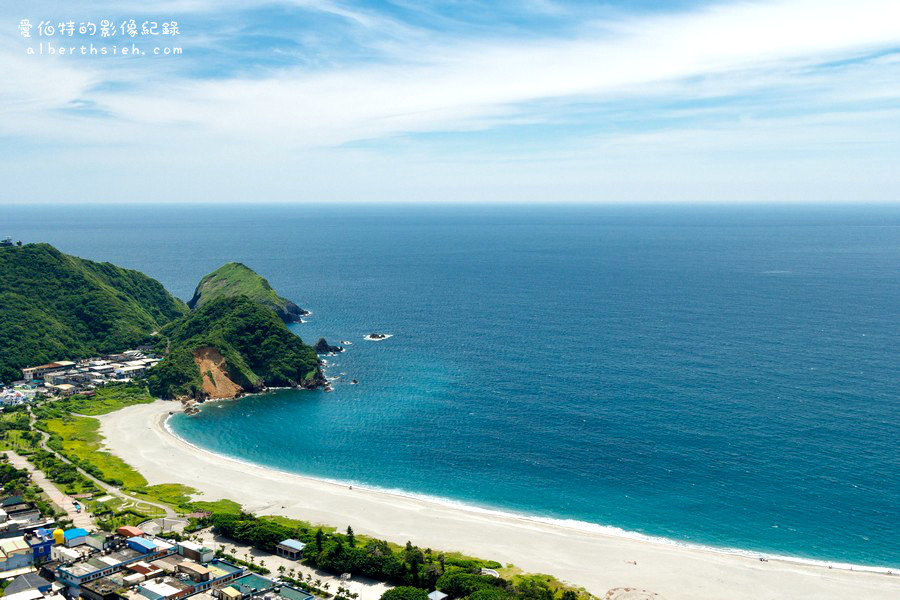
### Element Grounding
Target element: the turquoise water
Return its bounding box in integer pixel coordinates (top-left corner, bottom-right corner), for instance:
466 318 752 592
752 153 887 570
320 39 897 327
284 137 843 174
5 204 899 567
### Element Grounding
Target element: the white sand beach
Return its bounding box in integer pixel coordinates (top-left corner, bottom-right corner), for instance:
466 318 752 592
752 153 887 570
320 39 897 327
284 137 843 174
98 400 899 600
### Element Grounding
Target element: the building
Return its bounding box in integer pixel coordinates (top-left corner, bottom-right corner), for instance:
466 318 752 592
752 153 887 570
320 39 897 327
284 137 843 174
427 592 447 600
115 527 143 539
114 366 145 380
217 588 241 600
20 362 75 382
4 572 52 595
137 578 190 600
63 529 88 548
0 537 35 574
175 542 213 564
86 533 116 552
273 540 304 561
4 503 41 523
126 538 158 555
55 542 174 590
81 575 128 600
175 562 209 583
24 529 55 563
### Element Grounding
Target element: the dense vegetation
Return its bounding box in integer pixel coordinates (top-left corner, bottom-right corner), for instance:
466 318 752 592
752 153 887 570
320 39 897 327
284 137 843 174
0 243 187 382
201 511 587 600
147 296 321 399
61 382 157 415
188 262 308 323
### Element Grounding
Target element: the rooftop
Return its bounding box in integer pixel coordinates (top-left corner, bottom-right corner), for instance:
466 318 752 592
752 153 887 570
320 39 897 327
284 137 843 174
82 576 125 595
276 540 305 552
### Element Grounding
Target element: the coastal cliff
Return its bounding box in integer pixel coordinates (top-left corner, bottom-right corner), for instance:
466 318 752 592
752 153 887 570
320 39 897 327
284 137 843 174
188 262 309 323
146 296 324 400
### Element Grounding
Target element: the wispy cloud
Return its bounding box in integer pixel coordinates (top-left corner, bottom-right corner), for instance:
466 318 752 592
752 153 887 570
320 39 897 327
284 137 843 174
1 0 899 202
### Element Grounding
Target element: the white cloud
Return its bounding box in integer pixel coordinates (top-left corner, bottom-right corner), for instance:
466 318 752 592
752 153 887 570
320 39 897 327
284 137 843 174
1 0 899 203
68 0 899 148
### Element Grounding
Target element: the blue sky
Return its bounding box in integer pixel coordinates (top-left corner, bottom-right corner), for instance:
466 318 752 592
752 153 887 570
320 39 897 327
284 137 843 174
1 0 899 203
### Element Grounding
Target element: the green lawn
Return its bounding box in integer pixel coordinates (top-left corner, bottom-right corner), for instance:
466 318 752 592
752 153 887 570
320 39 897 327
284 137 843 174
43 416 148 489
65 383 157 416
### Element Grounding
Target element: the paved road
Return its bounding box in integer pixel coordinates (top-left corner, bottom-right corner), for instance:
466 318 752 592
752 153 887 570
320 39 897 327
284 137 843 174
5 450 95 530
28 409 178 519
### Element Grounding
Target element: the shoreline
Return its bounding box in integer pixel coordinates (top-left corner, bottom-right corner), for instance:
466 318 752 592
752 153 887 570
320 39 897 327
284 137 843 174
162 409 892 575
98 400 900 599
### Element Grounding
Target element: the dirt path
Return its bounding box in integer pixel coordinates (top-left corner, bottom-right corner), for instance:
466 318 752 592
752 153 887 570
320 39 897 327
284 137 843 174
194 347 242 399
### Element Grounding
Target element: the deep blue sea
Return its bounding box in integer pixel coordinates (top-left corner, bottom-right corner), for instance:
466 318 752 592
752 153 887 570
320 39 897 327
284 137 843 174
4 204 899 567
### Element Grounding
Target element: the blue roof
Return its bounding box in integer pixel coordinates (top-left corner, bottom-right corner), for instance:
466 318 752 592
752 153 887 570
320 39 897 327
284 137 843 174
63 528 88 540
127 536 157 552
278 539 305 552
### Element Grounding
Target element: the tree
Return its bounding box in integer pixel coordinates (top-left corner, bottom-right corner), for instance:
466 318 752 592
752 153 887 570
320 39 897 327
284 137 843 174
315 528 324 552
347 526 355 548
380 587 429 600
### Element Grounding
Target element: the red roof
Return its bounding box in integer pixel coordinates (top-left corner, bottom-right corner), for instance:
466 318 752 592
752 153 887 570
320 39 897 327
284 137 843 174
116 525 144 537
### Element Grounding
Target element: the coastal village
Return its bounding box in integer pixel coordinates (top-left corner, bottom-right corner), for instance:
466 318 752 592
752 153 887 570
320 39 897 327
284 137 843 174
0 501 321 600
0 351 386 600
1 351 161 407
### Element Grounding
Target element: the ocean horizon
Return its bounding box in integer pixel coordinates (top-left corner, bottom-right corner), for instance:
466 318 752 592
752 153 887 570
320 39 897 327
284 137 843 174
5 203 899 568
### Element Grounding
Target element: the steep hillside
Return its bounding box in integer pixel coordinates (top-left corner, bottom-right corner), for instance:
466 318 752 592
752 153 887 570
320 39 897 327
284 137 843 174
146 296 322 399
187 262 308 322
0 244 188 382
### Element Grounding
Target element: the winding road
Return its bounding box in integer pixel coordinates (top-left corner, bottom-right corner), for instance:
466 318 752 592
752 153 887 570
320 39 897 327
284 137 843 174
27 408 178 519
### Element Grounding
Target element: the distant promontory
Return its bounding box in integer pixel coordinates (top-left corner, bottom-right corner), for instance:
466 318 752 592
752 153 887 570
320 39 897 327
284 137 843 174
0 244 324 400
187 262 309 323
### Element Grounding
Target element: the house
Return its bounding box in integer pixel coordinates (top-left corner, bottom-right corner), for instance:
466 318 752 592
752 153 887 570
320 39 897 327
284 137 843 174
5 503 41 524
137 577 192 600
116 527 144 539
56 544 173 589
217 588 241 600
21 363 74 382
274 540 305 560
175 562 209 583
45 384 76 396
126 538 157 555
0 537 35 573
86 533 115 552
4 572 52 595
24 529 55 563
114 366 144 380
175 541 212 564
81 576 128 600
63 528 88 548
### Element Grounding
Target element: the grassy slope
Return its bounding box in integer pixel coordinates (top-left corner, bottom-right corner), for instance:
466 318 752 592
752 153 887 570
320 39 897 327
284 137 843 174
188 262 303 321
0 243 188 381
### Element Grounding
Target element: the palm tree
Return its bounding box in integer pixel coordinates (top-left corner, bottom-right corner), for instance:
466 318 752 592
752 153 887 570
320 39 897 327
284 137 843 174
315 579 322 589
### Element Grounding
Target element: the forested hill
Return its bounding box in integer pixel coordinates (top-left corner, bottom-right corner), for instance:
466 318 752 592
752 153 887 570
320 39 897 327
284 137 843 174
188 262 308 323
0 243 188 382
146 296 323 399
